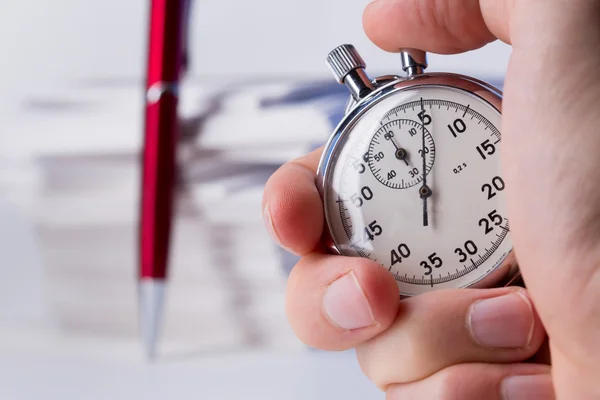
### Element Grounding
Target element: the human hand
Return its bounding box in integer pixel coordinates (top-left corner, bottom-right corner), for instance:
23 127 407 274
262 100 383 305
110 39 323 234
262 148 547 398
357 0 600 398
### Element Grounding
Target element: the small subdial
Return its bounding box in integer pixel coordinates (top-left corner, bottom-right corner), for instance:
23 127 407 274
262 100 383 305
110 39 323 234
368 119 435 189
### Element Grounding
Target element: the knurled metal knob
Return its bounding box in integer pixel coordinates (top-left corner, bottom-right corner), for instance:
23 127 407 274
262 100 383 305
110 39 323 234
326 44 367 84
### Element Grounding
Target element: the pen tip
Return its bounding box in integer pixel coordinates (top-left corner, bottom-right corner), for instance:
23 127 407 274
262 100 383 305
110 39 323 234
139 279 166 361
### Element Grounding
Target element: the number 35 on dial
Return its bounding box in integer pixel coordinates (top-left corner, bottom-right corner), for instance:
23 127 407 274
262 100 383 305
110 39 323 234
320 85 516 297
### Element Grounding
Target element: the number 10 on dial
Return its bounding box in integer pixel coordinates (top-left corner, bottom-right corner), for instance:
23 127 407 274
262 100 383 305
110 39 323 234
319 45 519 297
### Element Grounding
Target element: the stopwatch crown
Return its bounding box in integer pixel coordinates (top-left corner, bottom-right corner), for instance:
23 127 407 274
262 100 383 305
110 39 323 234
400 49 428 76
326 44 367 84
327 44 374 99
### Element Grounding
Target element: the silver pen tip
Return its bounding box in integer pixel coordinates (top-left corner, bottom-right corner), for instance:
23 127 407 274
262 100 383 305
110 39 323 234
139 279 166 361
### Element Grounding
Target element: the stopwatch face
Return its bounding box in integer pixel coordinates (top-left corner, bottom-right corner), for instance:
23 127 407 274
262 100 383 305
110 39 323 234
322 84 512 296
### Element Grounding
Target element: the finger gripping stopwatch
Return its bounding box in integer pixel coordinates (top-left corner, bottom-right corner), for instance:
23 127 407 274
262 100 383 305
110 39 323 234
318 45 520 297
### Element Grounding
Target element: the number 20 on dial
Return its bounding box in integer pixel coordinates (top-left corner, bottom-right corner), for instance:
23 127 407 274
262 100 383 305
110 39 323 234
319 45 519 296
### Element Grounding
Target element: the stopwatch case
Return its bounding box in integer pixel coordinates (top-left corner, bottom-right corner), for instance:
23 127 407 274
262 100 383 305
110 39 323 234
317 73 522 294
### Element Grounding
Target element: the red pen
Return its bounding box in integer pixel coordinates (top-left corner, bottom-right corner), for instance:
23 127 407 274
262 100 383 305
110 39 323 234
139 0 190 359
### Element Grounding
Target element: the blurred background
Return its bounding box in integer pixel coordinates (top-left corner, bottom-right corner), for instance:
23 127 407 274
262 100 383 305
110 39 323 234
0 1 510 398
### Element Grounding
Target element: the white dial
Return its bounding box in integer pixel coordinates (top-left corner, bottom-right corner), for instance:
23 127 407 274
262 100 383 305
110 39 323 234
323 85 512 296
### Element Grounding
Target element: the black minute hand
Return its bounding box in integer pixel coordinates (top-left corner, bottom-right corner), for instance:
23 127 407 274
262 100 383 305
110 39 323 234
419 98 432 227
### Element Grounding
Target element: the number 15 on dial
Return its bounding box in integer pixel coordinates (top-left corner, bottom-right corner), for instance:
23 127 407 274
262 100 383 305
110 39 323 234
319 45 519 297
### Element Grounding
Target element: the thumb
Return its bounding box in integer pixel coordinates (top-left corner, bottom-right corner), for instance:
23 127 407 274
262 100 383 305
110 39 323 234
501 1 600 397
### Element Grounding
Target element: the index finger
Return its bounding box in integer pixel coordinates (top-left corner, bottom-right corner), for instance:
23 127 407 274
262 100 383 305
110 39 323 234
363 0 511 54
262 146 325 256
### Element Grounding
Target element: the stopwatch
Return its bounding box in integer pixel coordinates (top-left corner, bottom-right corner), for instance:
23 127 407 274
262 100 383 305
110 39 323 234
318 45 520 297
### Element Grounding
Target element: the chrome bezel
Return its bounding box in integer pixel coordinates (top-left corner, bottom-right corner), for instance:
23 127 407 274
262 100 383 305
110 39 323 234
317 73 520 295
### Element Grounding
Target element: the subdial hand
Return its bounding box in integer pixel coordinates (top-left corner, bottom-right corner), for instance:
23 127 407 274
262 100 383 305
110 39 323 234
420 98 432 227
384 132 410 166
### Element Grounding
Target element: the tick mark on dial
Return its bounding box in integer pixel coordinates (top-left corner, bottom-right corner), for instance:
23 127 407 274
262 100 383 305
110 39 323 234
334 98 506 289
471 259 478 269
463 105 470 117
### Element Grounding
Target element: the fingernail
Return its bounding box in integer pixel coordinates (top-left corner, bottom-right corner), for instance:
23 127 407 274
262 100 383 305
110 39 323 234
323 272 376 330
468 292 534 348
263 204 297 255
502 375 555 400
263 203 279 242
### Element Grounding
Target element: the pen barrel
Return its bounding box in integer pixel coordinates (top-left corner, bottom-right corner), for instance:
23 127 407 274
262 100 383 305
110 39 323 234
146 0 184 87
140 0 184 279
140 95 178 279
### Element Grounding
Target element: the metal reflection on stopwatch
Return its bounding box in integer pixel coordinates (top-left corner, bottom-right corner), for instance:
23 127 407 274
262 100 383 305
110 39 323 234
325 88 512 297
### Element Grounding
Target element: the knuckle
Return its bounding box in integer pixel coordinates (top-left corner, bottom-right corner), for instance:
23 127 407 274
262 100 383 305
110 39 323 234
355 329 436 389
433 364 499 400
356 343 388 390
386 365 496 400
433 366 469 400
353 293 478 387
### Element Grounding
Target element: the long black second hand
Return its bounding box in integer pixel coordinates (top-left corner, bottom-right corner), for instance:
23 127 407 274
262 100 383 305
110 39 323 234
420 98 429 227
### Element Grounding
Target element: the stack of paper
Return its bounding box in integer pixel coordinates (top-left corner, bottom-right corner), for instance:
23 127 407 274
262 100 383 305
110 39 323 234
181 79 348 224
0 78 350 358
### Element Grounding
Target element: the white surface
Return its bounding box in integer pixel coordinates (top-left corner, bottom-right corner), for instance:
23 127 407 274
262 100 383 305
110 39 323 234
0 349 381 400
0 200 51 329
0 0 510 106
201 107 330 149
0 82 326 161
0 190 380 399
0 78 361 396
